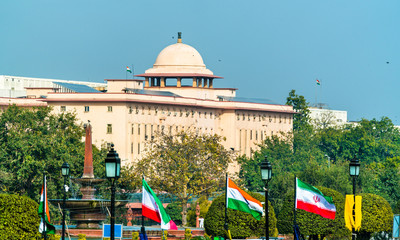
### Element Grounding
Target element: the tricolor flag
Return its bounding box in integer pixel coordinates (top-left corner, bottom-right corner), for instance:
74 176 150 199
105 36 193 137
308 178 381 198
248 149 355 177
295 178 336 219
316 79 321 85
126 66 132 73
226 177 263 220
38 175 55 234
142 178 177 230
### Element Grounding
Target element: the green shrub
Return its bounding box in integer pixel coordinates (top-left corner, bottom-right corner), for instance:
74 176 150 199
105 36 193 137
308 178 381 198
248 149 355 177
165 202 182 225
277 187 350 239
204 192 277 239
78 233 86 240
162 230 168 240
132 231 139 240
0 193 41 239
357 193 393 240
184 228 192 240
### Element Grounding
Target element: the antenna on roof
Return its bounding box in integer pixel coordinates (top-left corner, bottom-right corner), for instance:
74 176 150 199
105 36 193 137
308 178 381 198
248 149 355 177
177 32 182 43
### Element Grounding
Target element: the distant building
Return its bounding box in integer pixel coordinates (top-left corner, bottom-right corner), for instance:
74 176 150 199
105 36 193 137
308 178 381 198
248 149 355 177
309 104 348 128
2 33 295 172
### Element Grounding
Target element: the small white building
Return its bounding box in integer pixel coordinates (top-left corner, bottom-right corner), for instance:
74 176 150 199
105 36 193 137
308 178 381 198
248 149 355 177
309 105 348 128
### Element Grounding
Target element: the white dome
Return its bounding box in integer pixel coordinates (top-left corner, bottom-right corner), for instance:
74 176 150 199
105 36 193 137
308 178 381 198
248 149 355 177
145 42 213 75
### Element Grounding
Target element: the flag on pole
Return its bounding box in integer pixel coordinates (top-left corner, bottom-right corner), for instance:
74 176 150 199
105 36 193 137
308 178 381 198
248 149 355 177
38 175 55 234
126 66 132 73
142 179 177 230
226 177 263 220
344 195 362 231
295 178 336 219
316 79 321 85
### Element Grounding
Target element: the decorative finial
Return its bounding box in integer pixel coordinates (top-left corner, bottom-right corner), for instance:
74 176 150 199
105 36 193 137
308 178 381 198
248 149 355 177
177 32 182 43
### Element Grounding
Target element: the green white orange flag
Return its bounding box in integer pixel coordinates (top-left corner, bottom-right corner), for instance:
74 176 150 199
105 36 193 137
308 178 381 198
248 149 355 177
142 178 177 230
316 79 321 85
226 177 263 220
38 175 55 234
295 178 336 219
126 66 132 73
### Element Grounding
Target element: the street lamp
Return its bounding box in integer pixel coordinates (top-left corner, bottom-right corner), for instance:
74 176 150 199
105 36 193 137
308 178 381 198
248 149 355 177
349 159 360 240
260 156 272 240
61 162 70 240
105 144 121 240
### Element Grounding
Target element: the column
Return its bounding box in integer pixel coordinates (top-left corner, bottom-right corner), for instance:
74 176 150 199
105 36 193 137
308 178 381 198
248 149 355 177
192 77 197 87
157 78 161 86
202 78 206 87
209 79 213 88
145 77 149 87
161 77 165 87
151 78 155 87
177 77 182 87
198 78 202 88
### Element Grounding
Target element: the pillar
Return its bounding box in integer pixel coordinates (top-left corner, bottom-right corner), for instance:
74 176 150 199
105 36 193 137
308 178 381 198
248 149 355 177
209 79 213 88
198 78 202 88
145 77 149 87
161 77 165 87
177 77 182 87
151 78 155 87
157 78 161 86
192 77 197 87
203 78 206 88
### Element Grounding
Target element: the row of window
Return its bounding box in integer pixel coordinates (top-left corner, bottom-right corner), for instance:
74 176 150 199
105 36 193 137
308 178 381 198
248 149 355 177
237 112 291 124
61 106 113 112
129 105 219 119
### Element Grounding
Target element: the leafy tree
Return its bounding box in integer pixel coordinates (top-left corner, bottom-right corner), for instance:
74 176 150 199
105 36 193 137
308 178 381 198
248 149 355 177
357 193 393 240
133 130 233 226
277 187 349 239
0 105 107 200
165 202 183 226
205 193 277 239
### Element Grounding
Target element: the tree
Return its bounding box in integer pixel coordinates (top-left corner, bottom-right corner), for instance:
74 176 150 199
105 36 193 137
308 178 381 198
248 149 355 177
286 89 311 132
357 193 393 240
277 187 349 239
205 192 277 239
134 130 233 226
0 105 107 200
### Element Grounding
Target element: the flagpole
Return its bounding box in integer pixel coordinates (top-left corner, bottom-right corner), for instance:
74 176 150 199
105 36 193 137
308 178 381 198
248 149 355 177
141 174 146 239
293 175 296 240
224 173 228 240
132 65 134 79
43 173 47 240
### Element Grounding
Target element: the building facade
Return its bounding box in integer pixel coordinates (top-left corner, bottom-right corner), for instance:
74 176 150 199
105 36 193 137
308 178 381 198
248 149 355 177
39 34 295 172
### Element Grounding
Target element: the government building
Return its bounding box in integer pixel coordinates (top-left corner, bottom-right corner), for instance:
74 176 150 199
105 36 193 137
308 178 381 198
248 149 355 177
2 33 295 172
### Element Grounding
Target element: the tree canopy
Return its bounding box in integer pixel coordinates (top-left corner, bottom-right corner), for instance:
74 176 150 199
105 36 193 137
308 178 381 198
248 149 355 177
125 130 233 226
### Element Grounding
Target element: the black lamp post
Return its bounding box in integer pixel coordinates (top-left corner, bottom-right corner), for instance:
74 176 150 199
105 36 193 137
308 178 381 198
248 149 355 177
349 159 360 240
260 156 272 240
105 144 121 240
61 162 70 240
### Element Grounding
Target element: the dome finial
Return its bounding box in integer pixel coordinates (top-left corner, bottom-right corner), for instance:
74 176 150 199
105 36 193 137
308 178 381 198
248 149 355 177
177 32 182 43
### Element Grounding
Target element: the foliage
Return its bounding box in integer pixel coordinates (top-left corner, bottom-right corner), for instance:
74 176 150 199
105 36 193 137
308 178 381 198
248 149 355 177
184 228 192 240
78 233 86 240
132 231 139 240
205 192 277 239
0 105 107 200
357 193 393 240
131 130 233 226
286 89 311 132
277 187 350 239
187 196 211 227
165 202 183 226
0 193 41 239
162 230 168 240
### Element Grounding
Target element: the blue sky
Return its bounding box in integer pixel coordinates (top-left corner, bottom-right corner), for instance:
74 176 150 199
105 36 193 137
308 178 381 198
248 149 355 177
1 0 399 124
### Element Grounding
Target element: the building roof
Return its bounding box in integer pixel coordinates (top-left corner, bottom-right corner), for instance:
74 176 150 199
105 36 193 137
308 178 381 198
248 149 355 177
217 96 280 105
124 88 181 97
54 82 100 93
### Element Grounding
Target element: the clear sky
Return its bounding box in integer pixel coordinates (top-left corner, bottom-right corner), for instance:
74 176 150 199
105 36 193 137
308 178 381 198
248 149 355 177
1 0 399 124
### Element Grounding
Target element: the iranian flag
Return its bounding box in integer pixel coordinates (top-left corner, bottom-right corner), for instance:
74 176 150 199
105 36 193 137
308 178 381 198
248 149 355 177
126 66 132 73
142 179 177 230
227 177 263 220
295 178 336 219
38 175 55 234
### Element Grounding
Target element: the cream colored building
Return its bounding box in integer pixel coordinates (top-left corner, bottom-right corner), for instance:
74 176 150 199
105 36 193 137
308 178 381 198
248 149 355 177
43 34 294 171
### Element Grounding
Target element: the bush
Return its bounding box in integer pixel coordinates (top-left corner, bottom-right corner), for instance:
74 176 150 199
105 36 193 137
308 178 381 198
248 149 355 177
204 192 277 239
277 187 350 239
165 202 183 226
184 228 192 240
0 193 41 239
357 193 393 240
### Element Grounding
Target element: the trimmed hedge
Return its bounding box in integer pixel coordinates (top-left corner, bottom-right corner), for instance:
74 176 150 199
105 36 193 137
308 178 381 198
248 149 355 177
277 187 350 239
0 193 41 239
204 192 277 239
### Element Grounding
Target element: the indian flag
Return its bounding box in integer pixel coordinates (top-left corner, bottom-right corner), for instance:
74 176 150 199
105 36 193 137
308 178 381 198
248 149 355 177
126 66 132 73
38 175 55 234
142 179 177 230
295 178 336 219
316 79 321 85
227 177 263 220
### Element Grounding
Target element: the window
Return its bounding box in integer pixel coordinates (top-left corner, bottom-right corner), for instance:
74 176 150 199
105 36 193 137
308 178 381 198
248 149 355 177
129 106 133 114
138 124 141 135
60 106 66 112
107 124 112 134
131 143 134 154
84 106 90 112
138 143 141 154
107 106 113 112
131 124 134 135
